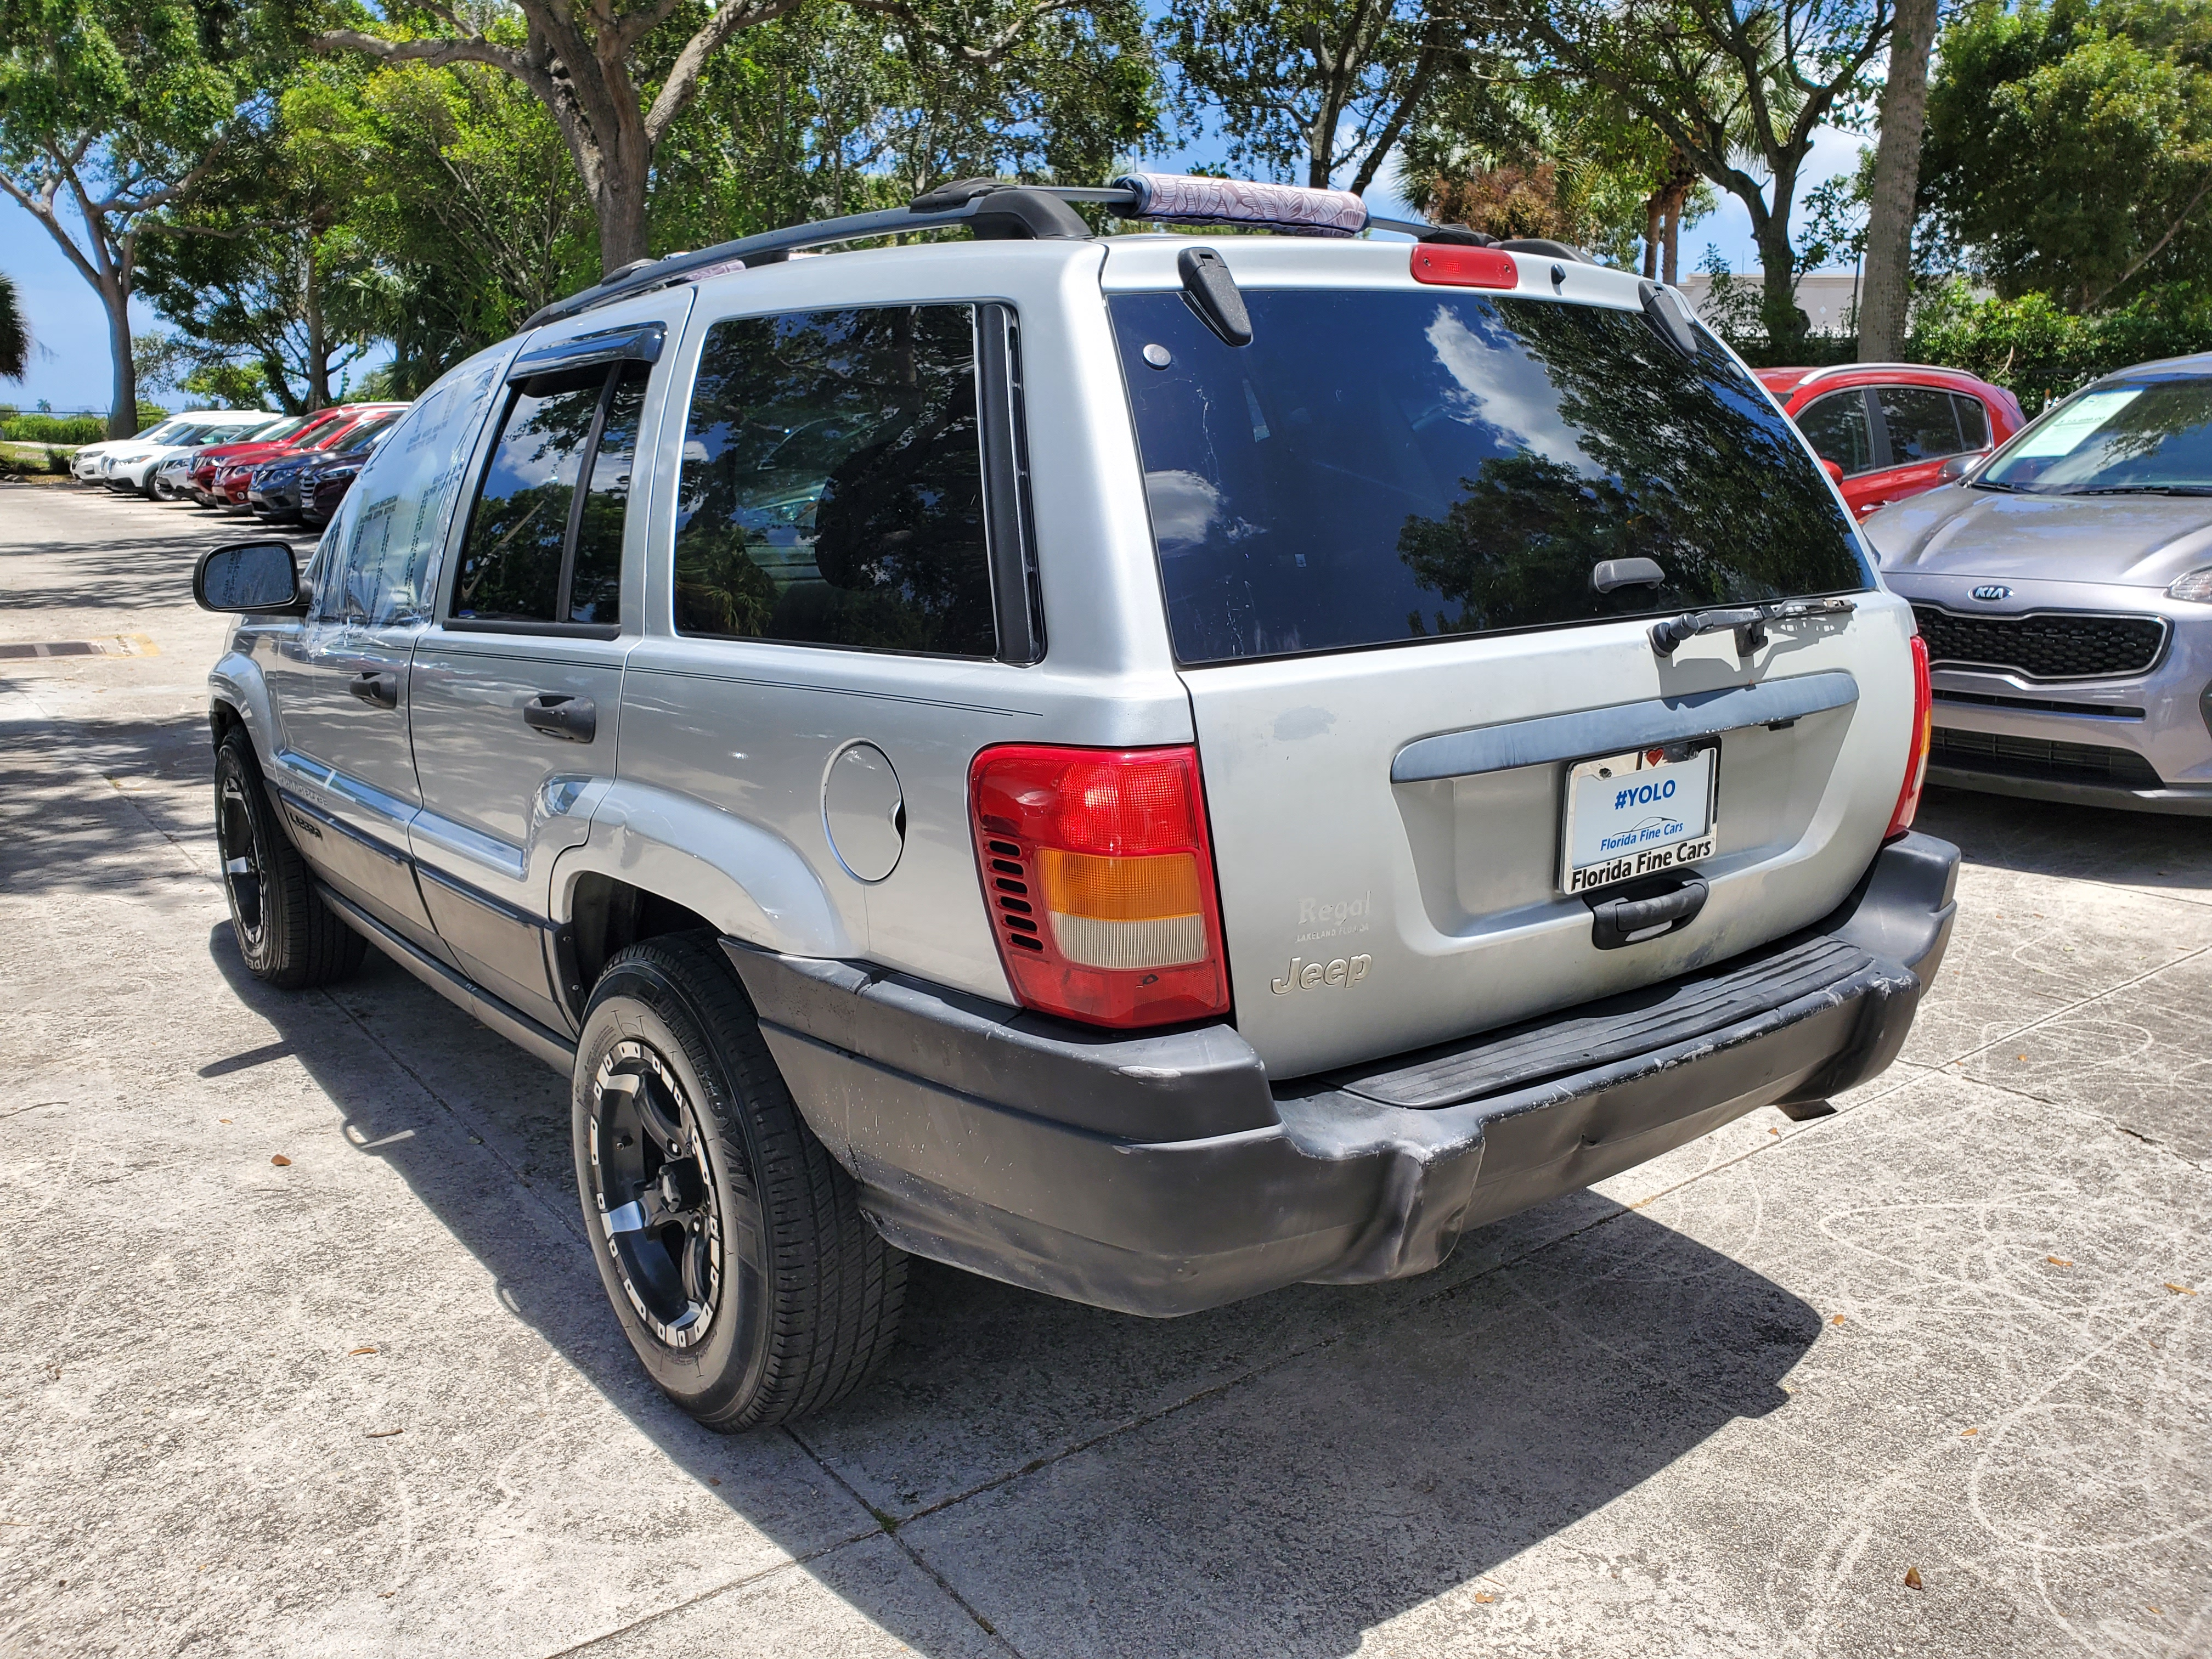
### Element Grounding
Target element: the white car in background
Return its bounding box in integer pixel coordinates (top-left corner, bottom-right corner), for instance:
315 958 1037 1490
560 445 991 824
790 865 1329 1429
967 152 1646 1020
100 410 279 497
70 417 201 483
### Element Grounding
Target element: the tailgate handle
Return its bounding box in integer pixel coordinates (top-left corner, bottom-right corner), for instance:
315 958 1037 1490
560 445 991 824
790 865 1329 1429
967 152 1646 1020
1588 877 1708 951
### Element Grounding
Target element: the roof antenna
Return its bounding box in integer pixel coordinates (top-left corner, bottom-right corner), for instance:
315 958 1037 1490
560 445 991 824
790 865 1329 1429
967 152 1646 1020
1178 248 1251 347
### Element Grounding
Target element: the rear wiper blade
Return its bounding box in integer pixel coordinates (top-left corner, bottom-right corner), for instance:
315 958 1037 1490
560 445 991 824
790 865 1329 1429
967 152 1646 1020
1650 595 1858 660
2064 484 2212 496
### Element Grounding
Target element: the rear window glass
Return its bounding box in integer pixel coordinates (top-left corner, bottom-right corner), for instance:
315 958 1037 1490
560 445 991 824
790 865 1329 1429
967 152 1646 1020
1111 289 1868 665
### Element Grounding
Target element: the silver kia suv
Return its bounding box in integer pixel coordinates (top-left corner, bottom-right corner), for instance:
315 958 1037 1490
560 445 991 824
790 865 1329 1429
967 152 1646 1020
193 175 1960 1430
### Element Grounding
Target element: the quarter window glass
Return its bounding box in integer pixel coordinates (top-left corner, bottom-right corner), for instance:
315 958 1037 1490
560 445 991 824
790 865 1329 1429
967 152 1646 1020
1953 394 1990 450
453 376 602 622
1878 386 1964 464
672 304 995 657
569 365 647 625
1797 391 1876 475
329 355 504 627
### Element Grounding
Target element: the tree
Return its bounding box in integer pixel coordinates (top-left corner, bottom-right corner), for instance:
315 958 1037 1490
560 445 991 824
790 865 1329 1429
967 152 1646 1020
0 0 248 435
1505 0 1896 349
1158 0 1466 191
137 83 383 413
1400 71 1713 269
317 0 1102 278
1921 0 2212 313
1858 0 1934 357
0 268 26 380
290 59 598 392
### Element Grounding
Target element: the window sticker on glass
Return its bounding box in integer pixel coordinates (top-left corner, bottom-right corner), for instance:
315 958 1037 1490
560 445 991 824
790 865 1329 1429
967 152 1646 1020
2013 389 2142 458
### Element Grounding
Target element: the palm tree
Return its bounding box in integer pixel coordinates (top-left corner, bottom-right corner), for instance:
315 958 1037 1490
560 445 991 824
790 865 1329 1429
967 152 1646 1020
0 271 27 383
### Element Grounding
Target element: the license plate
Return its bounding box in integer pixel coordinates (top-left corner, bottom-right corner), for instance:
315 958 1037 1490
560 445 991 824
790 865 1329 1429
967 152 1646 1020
1560 742 1719 895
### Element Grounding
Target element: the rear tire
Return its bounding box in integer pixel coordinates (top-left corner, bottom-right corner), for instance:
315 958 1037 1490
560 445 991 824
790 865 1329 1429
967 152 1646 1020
572 933 906 1431
213 727 365 989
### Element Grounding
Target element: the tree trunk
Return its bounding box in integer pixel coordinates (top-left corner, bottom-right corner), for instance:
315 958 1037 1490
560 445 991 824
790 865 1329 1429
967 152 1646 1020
1663 191 1683 285
1860 0 1938 360
101 278 137 439
1644 193 1662 279
304 247 331 409
594 150 652 273
1752 194 1807 351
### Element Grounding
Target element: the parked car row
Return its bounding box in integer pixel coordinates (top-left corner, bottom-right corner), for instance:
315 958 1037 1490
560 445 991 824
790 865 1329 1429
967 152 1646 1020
75 400 409 529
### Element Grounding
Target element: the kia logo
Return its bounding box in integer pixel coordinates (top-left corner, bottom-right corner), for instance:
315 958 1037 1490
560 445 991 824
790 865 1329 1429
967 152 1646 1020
1971 584 2012 602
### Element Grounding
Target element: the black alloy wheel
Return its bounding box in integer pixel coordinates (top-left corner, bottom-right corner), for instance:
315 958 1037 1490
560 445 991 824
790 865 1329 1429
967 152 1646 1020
585 1036 738 1352
211 727 365 989
216 764 268 955
573 934 906 1430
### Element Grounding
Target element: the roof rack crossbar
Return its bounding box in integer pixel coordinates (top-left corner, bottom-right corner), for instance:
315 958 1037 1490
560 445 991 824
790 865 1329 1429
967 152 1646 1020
522 181 1484 331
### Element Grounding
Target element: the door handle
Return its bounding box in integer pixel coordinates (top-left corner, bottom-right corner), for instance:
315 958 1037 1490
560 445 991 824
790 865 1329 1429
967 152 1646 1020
523 693 597 743
348 670 399 709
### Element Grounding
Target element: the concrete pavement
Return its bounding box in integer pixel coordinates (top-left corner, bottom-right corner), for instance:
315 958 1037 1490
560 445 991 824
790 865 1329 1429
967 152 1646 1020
1 480 2205 1657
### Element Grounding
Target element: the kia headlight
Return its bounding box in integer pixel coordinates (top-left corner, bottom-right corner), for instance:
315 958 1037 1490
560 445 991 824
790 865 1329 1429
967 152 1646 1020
2169 567 2212 603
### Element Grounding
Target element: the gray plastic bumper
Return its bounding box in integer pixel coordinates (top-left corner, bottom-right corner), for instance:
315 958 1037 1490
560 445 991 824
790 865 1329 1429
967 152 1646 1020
723 832 1960 1317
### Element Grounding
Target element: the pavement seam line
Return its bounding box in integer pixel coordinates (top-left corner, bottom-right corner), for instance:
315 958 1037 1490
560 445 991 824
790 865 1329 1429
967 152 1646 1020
530 1523 893 1659
781 1425 1033 1658
1620 941 2212 1211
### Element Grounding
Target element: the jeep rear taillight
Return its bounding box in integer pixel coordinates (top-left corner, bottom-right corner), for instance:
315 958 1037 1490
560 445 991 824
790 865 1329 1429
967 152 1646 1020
968 744 1231 1029
1887 634 1933 839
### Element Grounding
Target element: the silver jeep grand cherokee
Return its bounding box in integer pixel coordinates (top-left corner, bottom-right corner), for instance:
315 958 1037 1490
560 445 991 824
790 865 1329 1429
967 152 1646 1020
194 175 1959 1431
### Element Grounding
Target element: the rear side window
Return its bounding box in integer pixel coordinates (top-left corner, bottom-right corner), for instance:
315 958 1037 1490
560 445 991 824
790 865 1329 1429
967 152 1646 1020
671 305 994 657
1877 385 1966 463
451 362 647 628
1798 390 1876 475
1113 289 1866 665
1953 393 1990 450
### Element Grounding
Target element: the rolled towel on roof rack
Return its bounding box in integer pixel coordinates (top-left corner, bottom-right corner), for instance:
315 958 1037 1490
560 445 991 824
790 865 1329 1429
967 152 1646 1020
1112 172 1368 238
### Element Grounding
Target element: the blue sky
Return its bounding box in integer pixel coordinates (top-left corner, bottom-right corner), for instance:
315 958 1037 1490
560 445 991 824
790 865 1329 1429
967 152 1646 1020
1 112 1869 415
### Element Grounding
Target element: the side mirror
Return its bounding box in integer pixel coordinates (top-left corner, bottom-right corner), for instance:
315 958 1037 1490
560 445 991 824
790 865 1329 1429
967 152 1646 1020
1821 459 1846 486
194 540 304 614
1936 451 1984 483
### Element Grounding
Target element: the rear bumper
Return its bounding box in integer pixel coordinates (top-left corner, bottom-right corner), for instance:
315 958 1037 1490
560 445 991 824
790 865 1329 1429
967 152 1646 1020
725 833 1959 1317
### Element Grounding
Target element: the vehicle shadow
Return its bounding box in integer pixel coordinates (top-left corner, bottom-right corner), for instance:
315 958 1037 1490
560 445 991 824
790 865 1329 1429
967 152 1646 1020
205 923 1820 1656
1919 782 2212 891
2 490 265 613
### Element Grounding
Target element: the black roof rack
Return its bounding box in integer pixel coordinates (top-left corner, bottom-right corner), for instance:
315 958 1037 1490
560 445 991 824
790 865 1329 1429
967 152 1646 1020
521 178 1471 330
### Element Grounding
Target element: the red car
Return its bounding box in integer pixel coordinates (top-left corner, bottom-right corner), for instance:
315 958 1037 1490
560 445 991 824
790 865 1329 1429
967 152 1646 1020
213 403 407 510
185 409 348 505
190 404 405 508
1759 364 2024 521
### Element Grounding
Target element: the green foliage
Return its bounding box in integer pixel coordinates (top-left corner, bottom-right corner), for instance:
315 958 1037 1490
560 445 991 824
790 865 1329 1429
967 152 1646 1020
1922 0 2212 312
0 0 262 431
284 55 595 394
1400 72 1712 265
1502 0 1895 347
1157 0 1453 190
1908 280 2212 409
2 411 105 442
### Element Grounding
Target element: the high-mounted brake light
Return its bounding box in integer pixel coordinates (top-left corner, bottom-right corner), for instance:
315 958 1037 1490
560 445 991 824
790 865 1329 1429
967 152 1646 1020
1410 244 1519 290
969 745 1231 1029
1887 635 1933 839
